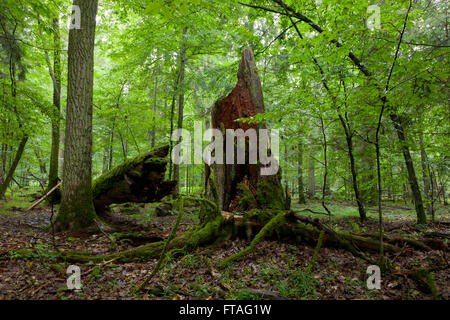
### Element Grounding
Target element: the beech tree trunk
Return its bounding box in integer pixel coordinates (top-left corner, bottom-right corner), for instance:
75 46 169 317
173 27 188 195
297 120 306 204
56 0 99 230
307 144 315 200
46 17 62 202
0 137 28 199
338 114 366 222
390 113 427 225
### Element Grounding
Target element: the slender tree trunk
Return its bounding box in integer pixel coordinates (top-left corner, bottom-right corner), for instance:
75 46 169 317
390 113 427 225
173 27 188 195
0 143 7 185
168 93 176 180
419 133 432 216
319 116 331 217
56 0 99 230
338 115 367 222
0 137 28 199
150 66 159 148
297 120 306 204
307 145 315 200
47 17 62 200
102 144 109 173
108 119 115 171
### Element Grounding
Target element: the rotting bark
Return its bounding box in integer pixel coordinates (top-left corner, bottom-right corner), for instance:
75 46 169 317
205 47 288 212
92 145 177 214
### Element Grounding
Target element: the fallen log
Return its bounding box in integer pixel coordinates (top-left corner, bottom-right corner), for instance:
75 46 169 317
92 145 177 214
26 181 62 211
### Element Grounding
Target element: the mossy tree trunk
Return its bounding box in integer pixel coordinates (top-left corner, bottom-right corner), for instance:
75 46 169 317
55 0 99 231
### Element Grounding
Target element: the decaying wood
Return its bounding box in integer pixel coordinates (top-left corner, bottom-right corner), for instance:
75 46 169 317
205 47 288 212
92 145 177 213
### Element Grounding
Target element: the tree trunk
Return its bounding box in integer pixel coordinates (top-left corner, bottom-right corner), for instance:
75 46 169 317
419 134 432 216
173 27 188 195
56 0 99 231
338 115 367 222
297 120 306 204
390 113 427 225
46 17 62 202
205 48 288 212
307 143 315 200
358 129 377 206
0 137 28 199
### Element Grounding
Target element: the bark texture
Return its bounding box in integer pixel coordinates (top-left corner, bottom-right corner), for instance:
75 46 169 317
205 48 288 212
46 17 62 202
56 0 99 230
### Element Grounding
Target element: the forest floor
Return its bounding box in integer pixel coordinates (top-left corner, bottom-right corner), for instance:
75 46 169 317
0 194 449 300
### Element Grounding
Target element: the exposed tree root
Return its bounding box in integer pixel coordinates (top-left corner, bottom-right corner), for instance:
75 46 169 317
217 211 285 269
14 202 445 277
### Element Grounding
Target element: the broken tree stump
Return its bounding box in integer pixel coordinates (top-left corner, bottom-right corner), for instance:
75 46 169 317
205 47 288 212
92 145 177 214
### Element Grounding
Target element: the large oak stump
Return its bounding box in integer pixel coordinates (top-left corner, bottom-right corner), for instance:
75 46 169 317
205 48 288 212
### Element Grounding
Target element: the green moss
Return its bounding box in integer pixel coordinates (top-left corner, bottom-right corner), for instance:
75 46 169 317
218 211 285 268
90 265 102 279
206 167 219 205
255 171 287 210
235 183 257 212
92 145 168 199
55 182 98 231
174 196 220 225
410 268 443 299
244 209 280 224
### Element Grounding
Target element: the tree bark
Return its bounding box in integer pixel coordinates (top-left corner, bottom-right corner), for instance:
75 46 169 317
419 133 432 216
56 0 99 231
205 48 287 212
46 17 62 202
338 114 367 222
390 113 427 225
307 142 315 199
297 120 306 204
0 137 28 199
173 27 188 195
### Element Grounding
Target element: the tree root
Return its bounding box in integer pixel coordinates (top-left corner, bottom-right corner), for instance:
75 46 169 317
135 198 184 292
217 211 285 269
13 203 444 275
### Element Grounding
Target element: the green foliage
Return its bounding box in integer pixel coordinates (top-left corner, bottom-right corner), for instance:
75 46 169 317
0 0 447 229
277 269 317 299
